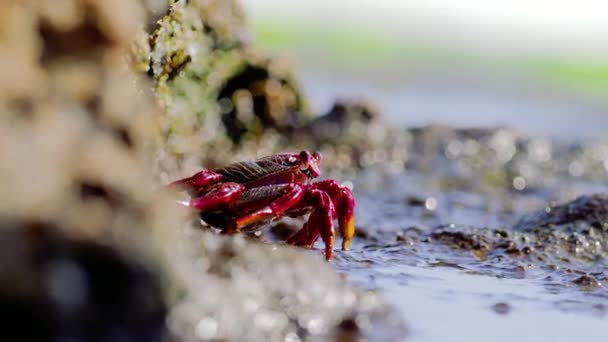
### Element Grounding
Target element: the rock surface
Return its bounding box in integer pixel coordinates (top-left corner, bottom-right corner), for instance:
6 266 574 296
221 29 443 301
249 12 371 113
1 2 406 341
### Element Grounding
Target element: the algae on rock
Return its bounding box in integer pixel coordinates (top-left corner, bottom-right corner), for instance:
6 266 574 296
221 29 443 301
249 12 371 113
141 0 308 177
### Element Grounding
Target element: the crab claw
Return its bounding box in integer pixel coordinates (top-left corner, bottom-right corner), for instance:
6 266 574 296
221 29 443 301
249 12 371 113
168 170 222 192
311 180 356 251
286 188 335 260
337 187 355 250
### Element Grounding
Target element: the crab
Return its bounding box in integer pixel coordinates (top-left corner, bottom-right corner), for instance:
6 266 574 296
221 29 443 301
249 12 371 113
168 151 355 259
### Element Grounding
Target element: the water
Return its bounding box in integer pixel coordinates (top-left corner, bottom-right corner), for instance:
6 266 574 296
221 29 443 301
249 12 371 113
332 187 608 342
301 75 608 341
380 266 606 342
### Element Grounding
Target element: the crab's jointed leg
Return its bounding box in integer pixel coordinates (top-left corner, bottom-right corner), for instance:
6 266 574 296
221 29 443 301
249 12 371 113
168 169 223 192
286 189 336 260
233 183 306 231
285 218 318 248
188 183 244 211
312 180 356 250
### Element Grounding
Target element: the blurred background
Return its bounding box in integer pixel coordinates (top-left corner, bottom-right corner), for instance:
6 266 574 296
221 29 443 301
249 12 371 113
2 1 606 341
242 0 608 142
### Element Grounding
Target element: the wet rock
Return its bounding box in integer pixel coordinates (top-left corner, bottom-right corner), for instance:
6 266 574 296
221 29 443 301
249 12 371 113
513 195 608 260
396 227 423 245
1 2 171 340
491 302 511 315
354 226 373 240
297 99 380 143
403 125 608 194
292 99 404 173
496 241 521 255
143 0 309 174
217 60 307 143
269 220 300 241
572 275 602 289
405 196 427 207
514 194 608 232
4 2 409 341
319 99 378 123
430 228 493 251
0 0 165 240
0 219 167 342
428 259 466 270
168 227 406 341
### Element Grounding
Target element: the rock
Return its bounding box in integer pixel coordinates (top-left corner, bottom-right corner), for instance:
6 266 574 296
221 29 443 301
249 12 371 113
0 219 168 342
512 195 608 260
217 58 308 143
430 228 493 251
143 0 309 174
572 275 602 289
0 1 170 340
168 227 405 341
514 194 608 232
1 3 405 341
491 302 511 315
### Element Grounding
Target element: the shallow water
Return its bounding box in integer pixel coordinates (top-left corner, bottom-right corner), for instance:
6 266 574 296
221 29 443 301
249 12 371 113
372 265 606 342
333 186 608 342
301 76 608 341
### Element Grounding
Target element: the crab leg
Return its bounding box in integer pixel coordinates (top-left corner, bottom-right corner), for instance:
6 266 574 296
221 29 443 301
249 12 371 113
232 183 306 231
312 180 356 250
289 189 336 259
187 183 244 211
285 217 318 248
168 169 223 192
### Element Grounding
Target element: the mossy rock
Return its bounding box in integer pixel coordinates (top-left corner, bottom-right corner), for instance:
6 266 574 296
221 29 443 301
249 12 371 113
139 0 309 173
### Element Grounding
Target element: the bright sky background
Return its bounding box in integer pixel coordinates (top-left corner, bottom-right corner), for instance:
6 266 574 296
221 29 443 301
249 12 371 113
242 0 608 60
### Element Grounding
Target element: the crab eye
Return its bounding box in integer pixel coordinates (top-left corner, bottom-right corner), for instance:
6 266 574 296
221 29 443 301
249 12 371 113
312 151 322 162
299 150 311 163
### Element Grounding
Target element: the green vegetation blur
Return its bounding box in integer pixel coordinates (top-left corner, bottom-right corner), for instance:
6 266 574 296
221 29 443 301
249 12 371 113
243 1 608 102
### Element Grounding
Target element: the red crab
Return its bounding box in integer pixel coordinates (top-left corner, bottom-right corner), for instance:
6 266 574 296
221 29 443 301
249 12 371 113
168 151 355 260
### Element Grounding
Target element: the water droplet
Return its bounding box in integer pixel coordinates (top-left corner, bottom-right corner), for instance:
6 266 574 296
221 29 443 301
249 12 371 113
445 140 463 159
195 317 218 340
512 176 527 191
425 197 437 211
568 161 584 177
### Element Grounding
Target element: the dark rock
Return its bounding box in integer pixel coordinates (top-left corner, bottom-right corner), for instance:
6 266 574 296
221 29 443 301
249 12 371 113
514 194 608 232
270 221 300 241
430 229 492 251
405 196 426 207
573 275 602 289
0 219 168 342
218 61 306 143
491 302 511 315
